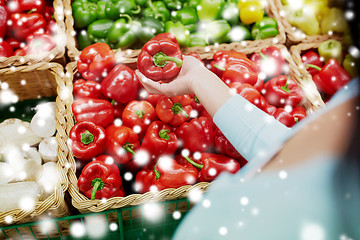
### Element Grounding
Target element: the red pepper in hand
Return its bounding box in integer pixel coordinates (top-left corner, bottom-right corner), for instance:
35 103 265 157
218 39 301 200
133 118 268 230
302 51 323 77
135 157 198 193
21 34 56 55
122 100 157 138
251 46 285 78
78 155 122 200
309 59 351 96
72 98 114 128
140 120 178 160
8 13 46 41
183 153 241 182
228 83 267 110
0 41 13 57
176 116 214 153
69 121 106 161
73 79 106 100
273 108 296 127
77 43 116 82
101 64 139 103
105 125 140 164
156 95 192 126
137 33 183 82
263 75 303 108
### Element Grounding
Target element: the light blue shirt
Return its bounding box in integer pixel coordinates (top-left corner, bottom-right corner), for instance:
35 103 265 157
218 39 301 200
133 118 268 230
173 80 360 240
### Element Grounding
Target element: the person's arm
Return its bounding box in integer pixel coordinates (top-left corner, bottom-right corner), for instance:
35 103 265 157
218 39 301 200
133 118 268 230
136 56 292 161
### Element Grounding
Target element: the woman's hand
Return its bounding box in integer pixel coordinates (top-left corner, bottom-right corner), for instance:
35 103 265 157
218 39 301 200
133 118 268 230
135 55 209 97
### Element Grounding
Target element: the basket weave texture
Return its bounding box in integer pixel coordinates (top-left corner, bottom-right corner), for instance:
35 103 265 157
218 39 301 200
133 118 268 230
65 0 286 63
0 0 66 68
65 44 322 213
0 63 70 226
272 0 342 45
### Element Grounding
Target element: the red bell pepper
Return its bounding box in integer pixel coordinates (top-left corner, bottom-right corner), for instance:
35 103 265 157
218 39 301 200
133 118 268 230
101 64 139 103
122 100 157 138
140 120 178 160
5 37 20 50
263 75 303 108
273 108 296 127
73 79 106 100
0 41 13 57
291 105 307 123
113 101 127 119
6 0 45 14
152 33 179 45
309 59 351 96
8 13 46 41
183 153 241 182
176 116 214 153
0 4 7 39
146 93 162 107
187 52 204 65
72 98 114 128
20 33 56 55
78 155 122 200
228 82 267 111
302 51 323 77
214 127 247 166
116 186 126 197
69 121 106 161
77 43 116 82
135 157 198 193
251 46 285 78
105 125 140 164
156 95 192 127
210 50 247 77
44 5 54 21
137 33 183 82
190 94 205 113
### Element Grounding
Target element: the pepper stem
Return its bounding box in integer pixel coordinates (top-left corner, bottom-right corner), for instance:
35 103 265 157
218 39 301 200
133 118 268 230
158 129 170 140
111 100 115 105
294 117 299 123
306 64 322 71
91 178 105 200
135 109 145 119
172 103 189 118
153 52 183 68
280 77 290 93
154 162 161 180
184 156 203 169
81 130 94 145
131 5 141 15
119 14 132 23
213 64 225 71
194 95 200 103
123 142 135 155
259 52 267 60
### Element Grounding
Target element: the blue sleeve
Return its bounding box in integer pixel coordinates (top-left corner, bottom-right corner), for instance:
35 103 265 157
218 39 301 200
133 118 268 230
213 94 293 161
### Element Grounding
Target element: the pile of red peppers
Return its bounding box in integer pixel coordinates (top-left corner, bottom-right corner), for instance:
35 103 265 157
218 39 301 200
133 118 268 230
0 0 57 57
72 36 308 200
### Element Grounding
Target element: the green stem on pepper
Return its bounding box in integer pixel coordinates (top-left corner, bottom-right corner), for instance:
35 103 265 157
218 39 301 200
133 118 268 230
280 77 290 93
306 64 322 71
172 103 189 118
91 178 105 200
135 109 145 119
153 52 183 68
158 129 170 140
81 130 94 145
183 155 203 169
123 142 136 155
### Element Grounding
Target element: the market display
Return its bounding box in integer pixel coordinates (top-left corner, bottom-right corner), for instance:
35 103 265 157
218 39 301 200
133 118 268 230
72 0 280 50
0 0 58 57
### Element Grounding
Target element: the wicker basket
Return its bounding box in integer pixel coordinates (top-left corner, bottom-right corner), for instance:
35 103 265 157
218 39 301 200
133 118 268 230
0 0 66 68
65 0 286 63
65 44 321 214
0 62 70 228
272 0 342 45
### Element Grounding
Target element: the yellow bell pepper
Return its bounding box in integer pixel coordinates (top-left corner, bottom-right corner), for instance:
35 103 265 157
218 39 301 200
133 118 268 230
285 6 320 36
304 1 329 22
238 0 264 25
320 7 349 34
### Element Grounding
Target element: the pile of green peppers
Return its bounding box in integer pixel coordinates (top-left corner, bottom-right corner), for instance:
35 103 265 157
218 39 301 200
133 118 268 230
72 0 280 50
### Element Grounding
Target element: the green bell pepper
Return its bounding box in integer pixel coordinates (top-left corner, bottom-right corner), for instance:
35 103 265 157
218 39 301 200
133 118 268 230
227 25 251 42
106 15 139 49
185 23 197 33
220 2 239 26
145 0 171 22
182 0 200 8
88 19 113 39
163 0 182 10
77 30 93 50
105 0 141 20
251 17 279 40
318 39 343 64
135 0 148 7
189 32 208 47
96 1 107 19
197 0 224 22
72 0 97 28
138 17 164 43
205 19 230 44
343 54 358 78
172 7 198 25
165 21 190 46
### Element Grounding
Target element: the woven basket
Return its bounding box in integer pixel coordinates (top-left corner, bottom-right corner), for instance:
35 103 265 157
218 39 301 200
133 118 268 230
65 44 321 213
0 62 70 228
65 0 286 63
272 0 342 45
0 0 66 68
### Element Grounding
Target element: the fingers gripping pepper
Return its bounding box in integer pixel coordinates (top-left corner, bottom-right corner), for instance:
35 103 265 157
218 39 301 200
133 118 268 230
69 121 106 161
101 64 139 103
78 155 122 200
137 33 183 82
77 43 116 82
156 95 192 127
176 116 214 153
105 125 140 164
